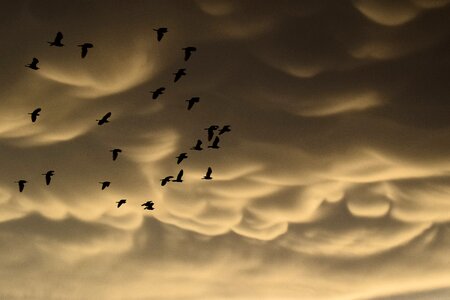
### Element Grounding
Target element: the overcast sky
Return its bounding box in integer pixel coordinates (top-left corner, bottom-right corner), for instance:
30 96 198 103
0 0 449 299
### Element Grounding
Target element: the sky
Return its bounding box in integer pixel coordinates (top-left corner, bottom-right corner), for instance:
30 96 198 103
0 0 449 299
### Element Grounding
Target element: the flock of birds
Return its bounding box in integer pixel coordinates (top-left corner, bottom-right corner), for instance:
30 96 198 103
18 28 232 211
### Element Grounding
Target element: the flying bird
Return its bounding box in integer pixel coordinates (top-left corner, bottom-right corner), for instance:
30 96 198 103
154 27 168 41
78 43 94 58
204 125 219 141
202 167 213 180
15 180 27 192
42 170 55 185
110 148 122 161
116 199 126 208
48 32 64 47
160 176 173 186
150 87 165 99
176 152 188 164
191 139 203 151
182 46 197 61
96 112 111 125
218 125 231 135
25 58 39 70
28 108 41 122
99 181 111 190
208 136 220 149
186 97 200 110
173 68 186 83
172 169 183 183
141 200 155 210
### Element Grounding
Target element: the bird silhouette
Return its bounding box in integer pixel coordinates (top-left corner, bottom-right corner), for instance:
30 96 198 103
186 97 200 110
15 180 27 192
218 125 231 135
48 32 64 47
42 170 55 185
116 199 126 208
154 27 168 41
28 108 41 123
150 87 165 99
110 148 122 161
173 169 183 183
173 68 186 83
182 46 197 61
99 181 111 190
191 139 203 151
25 58 39 70
204 125 219 141
141 200 155 210
208 136 220 149
96 112 111 125
176 152 188 164
160 176 173 186
202 167 213 180
78 43 94 58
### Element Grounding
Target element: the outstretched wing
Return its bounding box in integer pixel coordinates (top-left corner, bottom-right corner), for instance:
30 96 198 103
206 167 212 177
176 169 183 181
55 32 63 43
187 99 195 110
81 46 88 58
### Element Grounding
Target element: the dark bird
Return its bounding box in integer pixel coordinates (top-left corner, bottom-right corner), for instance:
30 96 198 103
110 148 122 161
173 68 186 83
48 32 64 47
25 58 39 70
154 27 168 41
42 170 55 186
186 97 200 110
141 200 155 210
208 136 220 149
77 43 94 58
160 176 173 186
204 125 219 141
202 167 213 180
150 87 165 99
28 108 41 123
191 139 203 151
218 125 231 135
173 169 183 183
96 112 111 125
116 199 126 208
176 152 188 164
15 180 27 192
99 181 111 190
182 46 197 61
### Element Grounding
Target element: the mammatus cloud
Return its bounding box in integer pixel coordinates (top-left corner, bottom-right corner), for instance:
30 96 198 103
0 0 449 299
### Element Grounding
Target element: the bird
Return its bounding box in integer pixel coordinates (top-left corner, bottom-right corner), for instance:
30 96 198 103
176 152 188 164
110 148 122 161
48 32 64 47
191 139 203 151
116 199 126 208
99 181 111 190
77 43 94 58
160 176 173 186
42 170 55 185
186 97 200 110
15 180 27 192
204 125 219 141
141 200 155 210
173 68 186 83
208 136 220 149
218 125 231 135
154 27 168 41
28 108 41 123
202 167 213 180
172 169 183 183
150 87 165 99
96 112 111 125
25 58 39 70
182 46 197 61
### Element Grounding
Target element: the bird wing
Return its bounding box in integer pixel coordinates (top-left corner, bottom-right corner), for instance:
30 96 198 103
34 108 42 114
103 112 112 119
177 169 183 181
208 130 214 141
213 136 220 147
206 167 212 177
56 32 63 42
32 58 39 64
112 151 118 161
184 50 191 61
81 46 88 58
157 31 163 41
46 175 51 185
187 100 194 110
